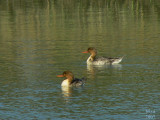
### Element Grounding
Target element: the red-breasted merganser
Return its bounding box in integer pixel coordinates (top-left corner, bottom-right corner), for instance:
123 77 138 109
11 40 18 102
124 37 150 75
57 71 85 87
82 47 123 65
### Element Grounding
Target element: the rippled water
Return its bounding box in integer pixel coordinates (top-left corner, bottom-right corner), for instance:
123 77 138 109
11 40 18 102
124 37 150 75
0 0 160 119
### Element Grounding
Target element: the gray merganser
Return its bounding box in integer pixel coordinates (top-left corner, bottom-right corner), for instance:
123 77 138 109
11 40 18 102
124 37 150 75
82 47 123 65
57 71 85 87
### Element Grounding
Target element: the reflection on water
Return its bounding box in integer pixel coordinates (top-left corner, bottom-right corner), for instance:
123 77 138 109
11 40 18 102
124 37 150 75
87 64 122 78
87 64 122 71
61 86 72 103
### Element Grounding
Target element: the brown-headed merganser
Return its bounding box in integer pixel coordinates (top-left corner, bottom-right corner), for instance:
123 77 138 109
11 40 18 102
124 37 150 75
57 71 85 87
82 47 123 65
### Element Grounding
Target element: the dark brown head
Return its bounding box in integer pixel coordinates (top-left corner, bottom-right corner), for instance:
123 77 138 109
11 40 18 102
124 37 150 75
87 47 97 54
57 71 74 80
82 47 97 58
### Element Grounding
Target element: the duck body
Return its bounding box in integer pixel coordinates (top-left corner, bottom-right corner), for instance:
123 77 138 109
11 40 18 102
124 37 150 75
61 78 84 87
87 56 123 65
70 78 85 87
61 79 70 87
83 47 123 65
57 71 85 87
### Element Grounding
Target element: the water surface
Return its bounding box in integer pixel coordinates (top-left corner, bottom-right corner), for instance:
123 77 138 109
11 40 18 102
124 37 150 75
0 0 160 119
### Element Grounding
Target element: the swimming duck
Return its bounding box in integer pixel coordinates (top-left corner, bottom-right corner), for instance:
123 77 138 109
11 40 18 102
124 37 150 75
57 71 85 87
82 47 123 65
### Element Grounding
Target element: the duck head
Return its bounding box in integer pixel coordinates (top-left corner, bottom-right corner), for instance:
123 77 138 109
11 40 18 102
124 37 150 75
82 47 97 60
57 71 74 81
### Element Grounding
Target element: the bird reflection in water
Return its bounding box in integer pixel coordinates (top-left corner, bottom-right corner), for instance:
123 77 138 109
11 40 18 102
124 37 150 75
61 86 73 103
87 64 122 78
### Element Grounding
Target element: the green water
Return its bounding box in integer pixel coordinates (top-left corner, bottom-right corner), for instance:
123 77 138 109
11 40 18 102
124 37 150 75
0 0 160 119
